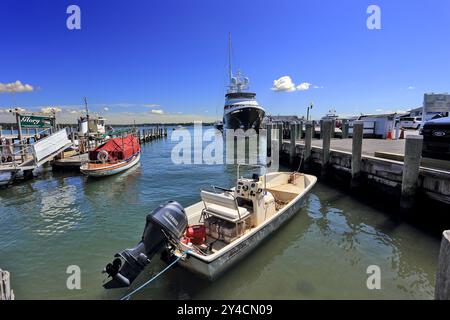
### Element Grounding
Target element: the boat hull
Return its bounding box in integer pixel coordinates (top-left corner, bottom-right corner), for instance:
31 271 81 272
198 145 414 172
177 174 317 280
80 152 140 177
224 107 265 131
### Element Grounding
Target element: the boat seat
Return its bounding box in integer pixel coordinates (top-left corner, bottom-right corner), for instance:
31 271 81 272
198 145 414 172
201 190 250 223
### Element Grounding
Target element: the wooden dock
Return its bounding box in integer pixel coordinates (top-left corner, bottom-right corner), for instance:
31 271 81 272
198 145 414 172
137 127 167 143
0 269 14 300
268 121 450 208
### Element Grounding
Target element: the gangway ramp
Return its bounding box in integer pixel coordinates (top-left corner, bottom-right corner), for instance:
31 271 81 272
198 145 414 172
0 129 72 174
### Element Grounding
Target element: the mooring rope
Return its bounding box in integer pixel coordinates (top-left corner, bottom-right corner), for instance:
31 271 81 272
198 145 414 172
120 250 190 301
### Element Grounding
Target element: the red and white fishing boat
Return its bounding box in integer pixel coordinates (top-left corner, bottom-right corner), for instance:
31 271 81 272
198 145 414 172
80 134 141 177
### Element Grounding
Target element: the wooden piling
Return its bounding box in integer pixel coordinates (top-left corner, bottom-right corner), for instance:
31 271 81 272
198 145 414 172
342 120 349 139
351 121 364 188
298 121 304 140
0 269 14 300
289 122 297 166
278 124 283 154
321 120 332 176
400 135 424 210
266 124 272 156
304 122 313 170
435 230 450 300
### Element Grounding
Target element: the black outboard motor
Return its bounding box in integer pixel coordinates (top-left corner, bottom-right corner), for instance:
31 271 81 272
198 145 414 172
103 201 188 289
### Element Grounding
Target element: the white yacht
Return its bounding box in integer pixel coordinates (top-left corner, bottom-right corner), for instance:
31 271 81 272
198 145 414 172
223 34 265 131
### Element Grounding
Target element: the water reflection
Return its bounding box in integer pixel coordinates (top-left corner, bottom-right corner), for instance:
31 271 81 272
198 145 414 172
37 184 82 236
0 126 441 299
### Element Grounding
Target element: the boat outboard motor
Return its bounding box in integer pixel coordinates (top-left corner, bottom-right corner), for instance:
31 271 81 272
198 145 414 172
103 201 188 289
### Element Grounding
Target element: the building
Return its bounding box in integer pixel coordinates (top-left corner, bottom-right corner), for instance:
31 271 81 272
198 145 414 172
422 93 450 120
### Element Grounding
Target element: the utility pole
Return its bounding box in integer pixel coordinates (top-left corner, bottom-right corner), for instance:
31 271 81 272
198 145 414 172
307 102 314 121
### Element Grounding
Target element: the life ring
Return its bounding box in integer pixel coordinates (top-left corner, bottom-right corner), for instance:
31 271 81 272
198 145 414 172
97 150 109 163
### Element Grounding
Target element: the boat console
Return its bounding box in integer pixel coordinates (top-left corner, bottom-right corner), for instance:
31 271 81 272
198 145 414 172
235 176 276 227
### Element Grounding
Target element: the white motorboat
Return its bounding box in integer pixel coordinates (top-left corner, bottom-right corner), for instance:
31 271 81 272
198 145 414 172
103 166 317 288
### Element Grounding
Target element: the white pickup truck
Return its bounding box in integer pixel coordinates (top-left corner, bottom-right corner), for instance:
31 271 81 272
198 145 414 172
400 117 422 130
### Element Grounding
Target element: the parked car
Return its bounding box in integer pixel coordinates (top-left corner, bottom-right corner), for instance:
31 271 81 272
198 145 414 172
400 117 422 130
421 117 450 160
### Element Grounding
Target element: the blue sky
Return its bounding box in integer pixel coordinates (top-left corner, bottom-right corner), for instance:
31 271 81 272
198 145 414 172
1 0 450 123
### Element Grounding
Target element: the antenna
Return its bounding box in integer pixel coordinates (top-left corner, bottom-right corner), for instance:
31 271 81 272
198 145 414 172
84 97 89 119
228 32 233 82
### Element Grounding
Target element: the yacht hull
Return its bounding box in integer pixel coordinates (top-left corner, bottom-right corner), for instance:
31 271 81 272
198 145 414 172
224 107 265 131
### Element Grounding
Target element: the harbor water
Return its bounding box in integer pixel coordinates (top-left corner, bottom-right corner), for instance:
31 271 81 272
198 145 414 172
0 126 441 299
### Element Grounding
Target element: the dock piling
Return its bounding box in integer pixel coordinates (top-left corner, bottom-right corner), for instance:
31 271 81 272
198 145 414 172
266 124 272 156
342 120 349 139
435 230 450 300
289 122 297 166
321 120 332 176
304 122 313 171
400 135 423 210
0 269 14 300
278 124 283 154
351 121 364 189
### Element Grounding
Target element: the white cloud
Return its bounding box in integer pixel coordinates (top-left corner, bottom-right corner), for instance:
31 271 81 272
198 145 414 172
297 82 313 91
407 86 415 90
104 107 109 111
144 104 161 108
271 76 297 92
0 81 34 93
41 107 62 114
151 109 164 115
272 76 320 92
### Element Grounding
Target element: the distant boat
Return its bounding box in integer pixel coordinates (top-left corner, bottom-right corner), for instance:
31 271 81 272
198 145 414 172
214 120 223 130
80 135 141 177
222 34 265 131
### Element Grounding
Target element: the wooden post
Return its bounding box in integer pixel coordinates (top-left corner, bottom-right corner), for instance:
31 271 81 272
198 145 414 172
400 135 423 210
319 120 323 139
15 113 24 162
351 121 364 189
342 120 349 139
289 122 297 166
266 124 272 156
435 230 450 300
278 124 283 154
331 119 336 139
304 122 313 171
298 121 303 140
321 120 332 176
0 269 14 300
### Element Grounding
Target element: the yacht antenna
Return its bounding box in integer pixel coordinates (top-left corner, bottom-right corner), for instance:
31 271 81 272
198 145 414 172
228 32 233 82
84 97 89 119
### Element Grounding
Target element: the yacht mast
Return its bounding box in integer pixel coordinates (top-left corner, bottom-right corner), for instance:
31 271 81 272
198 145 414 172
228 32 233 82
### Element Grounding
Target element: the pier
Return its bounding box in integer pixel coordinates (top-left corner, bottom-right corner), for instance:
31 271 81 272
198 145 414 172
2 122 169 183
52 126 168 171
269 121 450 209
